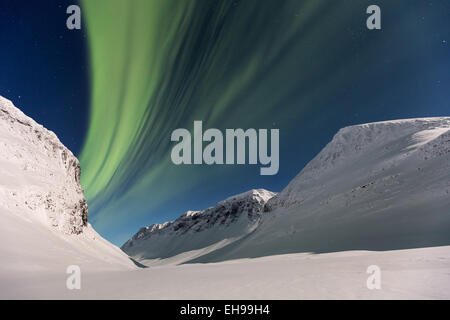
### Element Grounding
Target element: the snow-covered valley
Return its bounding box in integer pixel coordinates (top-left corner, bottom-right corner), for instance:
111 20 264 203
1 95 449 299
3 245 450 299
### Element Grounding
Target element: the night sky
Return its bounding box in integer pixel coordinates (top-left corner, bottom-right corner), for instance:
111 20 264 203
1 0 449 245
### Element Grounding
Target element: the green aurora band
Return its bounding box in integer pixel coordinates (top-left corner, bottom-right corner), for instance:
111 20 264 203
79 0 399 241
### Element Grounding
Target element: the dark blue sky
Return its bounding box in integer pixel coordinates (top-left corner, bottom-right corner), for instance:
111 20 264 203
0 0 88 155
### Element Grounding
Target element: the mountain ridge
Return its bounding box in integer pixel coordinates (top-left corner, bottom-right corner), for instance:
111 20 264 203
121 189 276 265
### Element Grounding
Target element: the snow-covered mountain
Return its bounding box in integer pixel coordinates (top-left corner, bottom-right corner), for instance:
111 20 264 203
194 117 450 262
125 117 450 265
121 189 275 265
0 96 134 281
267 118 450 211
0 97 89 234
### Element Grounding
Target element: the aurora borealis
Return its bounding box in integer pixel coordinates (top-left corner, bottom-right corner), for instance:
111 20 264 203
1 1 449 244
79 0 367 238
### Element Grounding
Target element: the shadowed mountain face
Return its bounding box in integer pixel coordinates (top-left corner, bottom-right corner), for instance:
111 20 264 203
121 189 276 265
124 118 450 265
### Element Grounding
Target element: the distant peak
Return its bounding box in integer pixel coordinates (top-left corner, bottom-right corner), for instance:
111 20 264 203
122 188 276 250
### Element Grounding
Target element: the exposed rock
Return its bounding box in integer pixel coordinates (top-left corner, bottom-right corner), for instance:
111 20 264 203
121 189 276 263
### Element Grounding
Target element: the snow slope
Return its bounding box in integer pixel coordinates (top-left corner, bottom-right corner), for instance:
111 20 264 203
122 189 276 265
0 96 134 286
192 118 450 262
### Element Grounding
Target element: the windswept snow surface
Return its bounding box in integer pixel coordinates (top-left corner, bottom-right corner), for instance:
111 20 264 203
3 246 450 299
0 96 134 292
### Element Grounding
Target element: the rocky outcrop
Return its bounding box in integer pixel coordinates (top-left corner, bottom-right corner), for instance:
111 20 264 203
121 189 276 263
127 189 275 242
